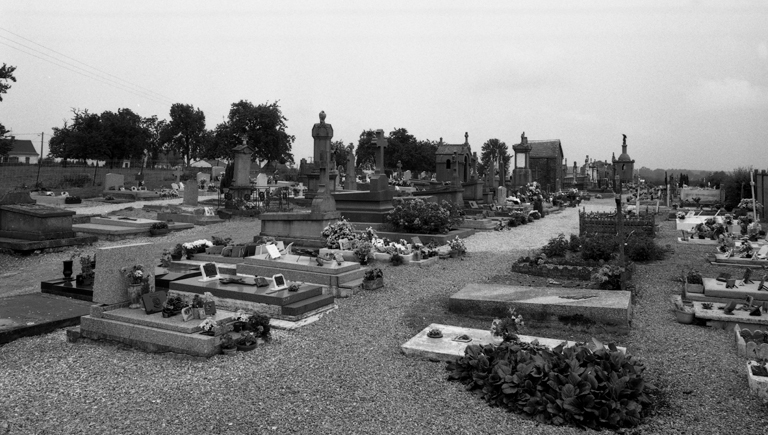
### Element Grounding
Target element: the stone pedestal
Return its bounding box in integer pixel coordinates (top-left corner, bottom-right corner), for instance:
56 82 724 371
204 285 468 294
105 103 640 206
512 168 532 188
332 189 395 223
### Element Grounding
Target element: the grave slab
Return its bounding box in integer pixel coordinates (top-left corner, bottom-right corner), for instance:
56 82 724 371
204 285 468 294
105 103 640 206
0 293 92 345
702 278 768 302
41 278 93 301
449 283 632 329
401 323 625 362
90 216 160 228
102 308 235 334
693 301 768 328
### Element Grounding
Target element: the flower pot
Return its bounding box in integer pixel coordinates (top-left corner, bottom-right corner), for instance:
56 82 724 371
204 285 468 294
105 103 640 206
150 228 169 236
221 347 238 355
127 283 144 309
674 309 695 324
237 342 258 352
232 321 246 332
170 254 182 261
449 250 458 258
63 260 74 279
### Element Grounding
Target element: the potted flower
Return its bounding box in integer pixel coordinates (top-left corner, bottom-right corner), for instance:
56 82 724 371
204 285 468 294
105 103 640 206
150 221 170 236
170 244 183 261
247 313 272 342
120 264 148 309
78 254 95 286
448 236 466 258
199 317 219 336
235 330 259 351
162 295 187 318
160 249 173 268
220 333 237 355
490 307 525 342
362 268 384 290
353 239 373 265
672 297 695 324
232 310 250 332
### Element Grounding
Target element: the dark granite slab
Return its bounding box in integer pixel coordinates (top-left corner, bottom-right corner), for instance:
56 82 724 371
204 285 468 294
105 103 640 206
40 278 94 301
169 277 323 306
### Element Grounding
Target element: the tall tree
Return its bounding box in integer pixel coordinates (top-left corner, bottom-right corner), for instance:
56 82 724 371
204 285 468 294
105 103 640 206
355 129 377 169
0 63 18 156
480 138 511 177
223 100 295 166
161 103 206 166
99 108 148 163
142 115 167 168
330 139 351 170
48 109 103 164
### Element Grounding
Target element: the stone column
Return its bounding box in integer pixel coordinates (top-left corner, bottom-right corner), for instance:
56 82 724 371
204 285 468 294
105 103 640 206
345 144 357 190
452 152 461 185
311 111 336 213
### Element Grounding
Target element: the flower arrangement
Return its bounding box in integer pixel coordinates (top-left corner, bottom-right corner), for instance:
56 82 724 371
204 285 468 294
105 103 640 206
591 264 624 290
199 317 218 333
448 236 466 255
352 239 373 263
160 249 172 267
490 307 524 341
247 313 271 342
385 199 463 234
676 211 686 220
321 218 358 248
738 198 763 211
211 236 233 246
234 310 250 323
183 239 213 254
79 254 94 278
364 268 384 281
236 330 258 346
121 264 147 285
220 333 236 350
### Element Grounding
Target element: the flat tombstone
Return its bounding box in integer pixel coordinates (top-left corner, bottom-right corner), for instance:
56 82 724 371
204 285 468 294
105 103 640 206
104 173 124 192
92 242 155 305
0 191 35 205
183 182 199 206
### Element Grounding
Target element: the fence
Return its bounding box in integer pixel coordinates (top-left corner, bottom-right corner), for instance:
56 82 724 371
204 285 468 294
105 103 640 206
579 211 656 237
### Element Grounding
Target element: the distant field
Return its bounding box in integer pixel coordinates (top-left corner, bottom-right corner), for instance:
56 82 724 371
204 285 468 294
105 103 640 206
0 164 186 192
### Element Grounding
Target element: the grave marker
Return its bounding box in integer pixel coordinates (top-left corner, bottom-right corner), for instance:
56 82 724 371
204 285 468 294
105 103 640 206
92 243 155 305
183 182 199 206
104 173 124 192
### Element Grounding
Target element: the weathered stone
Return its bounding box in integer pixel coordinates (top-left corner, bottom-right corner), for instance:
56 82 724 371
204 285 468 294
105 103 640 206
92 243 156 305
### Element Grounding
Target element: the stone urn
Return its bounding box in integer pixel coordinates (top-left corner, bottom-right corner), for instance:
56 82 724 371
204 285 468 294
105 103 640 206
62 260 74 279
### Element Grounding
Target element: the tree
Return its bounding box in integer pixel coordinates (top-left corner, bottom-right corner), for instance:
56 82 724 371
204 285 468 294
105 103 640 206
330 139 351 170
480 138 511 177
354 128 437 173
48 109 103 164
142 116 167 168
99 108 149 163
161 103 206 166
0 63 18 156
355 130 377 169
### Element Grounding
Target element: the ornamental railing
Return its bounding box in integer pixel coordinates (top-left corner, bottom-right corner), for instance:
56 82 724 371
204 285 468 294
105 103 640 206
578 211 656 237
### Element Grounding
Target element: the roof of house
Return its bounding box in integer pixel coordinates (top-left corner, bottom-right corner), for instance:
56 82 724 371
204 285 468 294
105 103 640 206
7 139 39 156
436 143 472 156
528 140 562 159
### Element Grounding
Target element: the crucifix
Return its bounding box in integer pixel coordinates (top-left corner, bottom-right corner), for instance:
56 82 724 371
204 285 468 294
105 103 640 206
374 129 387 175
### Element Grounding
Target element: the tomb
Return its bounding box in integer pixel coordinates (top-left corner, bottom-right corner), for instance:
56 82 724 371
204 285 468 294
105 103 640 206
0 191 97 252
449 283 632 331
260 112 344 245
401 323 625 362
72 216 193 240
102 173 160 201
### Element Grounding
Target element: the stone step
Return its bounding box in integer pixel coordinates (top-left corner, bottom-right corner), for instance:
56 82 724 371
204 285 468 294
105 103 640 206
449 283 632 331
79 315 221 357
102 307 235 334
282 294 336 317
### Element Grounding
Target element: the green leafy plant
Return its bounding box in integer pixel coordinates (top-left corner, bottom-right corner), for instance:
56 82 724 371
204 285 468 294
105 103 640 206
624 235 667 262
150 221 169 230
390 252 404 266
541 234 570 258
490 307 524 341
247 313 271 342
352 239 373 263
220 333 236 350
581 235 617 262
591 264 625 290
446 338 655 430
321 218 358 249
568 234 581 252
211 235 232 246
385 199 464 234
364 268 384 281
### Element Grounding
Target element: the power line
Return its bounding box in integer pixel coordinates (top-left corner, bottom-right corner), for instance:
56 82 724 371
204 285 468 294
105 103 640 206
0 41 173 106
0 27 176 103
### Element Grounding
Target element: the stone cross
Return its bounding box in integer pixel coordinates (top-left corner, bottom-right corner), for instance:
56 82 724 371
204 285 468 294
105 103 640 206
374 129 387 175
173 168 183 182
397 160 403 178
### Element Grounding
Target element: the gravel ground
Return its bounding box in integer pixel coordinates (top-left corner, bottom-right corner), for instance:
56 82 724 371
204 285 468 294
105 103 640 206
1 199 768 434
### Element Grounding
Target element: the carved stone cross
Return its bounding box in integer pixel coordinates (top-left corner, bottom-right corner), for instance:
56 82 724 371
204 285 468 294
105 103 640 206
374 129 387 174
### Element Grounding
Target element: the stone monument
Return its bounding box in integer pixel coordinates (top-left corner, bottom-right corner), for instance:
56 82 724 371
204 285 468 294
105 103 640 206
344 144 357 190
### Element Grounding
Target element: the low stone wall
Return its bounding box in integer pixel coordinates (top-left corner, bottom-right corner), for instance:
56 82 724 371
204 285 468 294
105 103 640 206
510 261 634 285
579 212 656 237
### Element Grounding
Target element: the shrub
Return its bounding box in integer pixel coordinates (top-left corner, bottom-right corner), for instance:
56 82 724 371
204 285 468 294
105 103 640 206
581 235 617 262
390 252 404 266
568 234 581 252
386 199 462 234
446 339 654 430
150 222 169 230
624 235 667 262
591 264 624 289
541 234 569 258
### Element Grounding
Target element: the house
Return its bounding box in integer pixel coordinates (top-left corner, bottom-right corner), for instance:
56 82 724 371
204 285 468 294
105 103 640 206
528 139 564 192
1 139 39 164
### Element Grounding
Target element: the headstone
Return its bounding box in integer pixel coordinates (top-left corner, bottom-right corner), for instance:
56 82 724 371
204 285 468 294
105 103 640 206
497 186 507 206
197 172 211 187
403 170 412 182
233 138 252 187
172 168 183 182
256 173 268 186
92 243 156 305
104 173 124 191
211 166 225 180
397 160 403 178
183 181 199 206
345 144 357 190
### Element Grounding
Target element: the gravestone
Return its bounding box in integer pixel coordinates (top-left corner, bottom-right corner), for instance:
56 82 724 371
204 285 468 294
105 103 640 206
345 144 357 190
183 181 199 206
172 168 183 182
256 173 268 186
497 186 507 206
197 172 211 188
403 170 412 182
211 166 225 180
92 242 156 305
104 173 124 192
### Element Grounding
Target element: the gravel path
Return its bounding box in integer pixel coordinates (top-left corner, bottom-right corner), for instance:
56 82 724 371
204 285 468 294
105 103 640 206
1 199 767 434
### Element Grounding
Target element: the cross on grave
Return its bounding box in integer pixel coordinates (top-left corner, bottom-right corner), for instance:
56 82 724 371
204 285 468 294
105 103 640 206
173 168 183 182
397 160 403 178
374 129 387 175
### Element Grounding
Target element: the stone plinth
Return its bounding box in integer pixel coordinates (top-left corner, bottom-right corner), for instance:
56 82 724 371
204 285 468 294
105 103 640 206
92 243 156 305
103 307 235 334
710 253 768 268
401 323 625 363
462 180 484 201
332 189 395 223
259 210 342 248
237 254 366 294
0 204 76 240
449 283 632 330
702 278 768 302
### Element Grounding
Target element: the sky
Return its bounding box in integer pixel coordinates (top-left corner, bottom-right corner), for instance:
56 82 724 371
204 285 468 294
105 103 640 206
1 0 766 172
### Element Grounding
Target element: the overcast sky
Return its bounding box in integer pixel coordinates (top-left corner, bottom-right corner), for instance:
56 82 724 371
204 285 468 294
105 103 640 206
1 0 766 171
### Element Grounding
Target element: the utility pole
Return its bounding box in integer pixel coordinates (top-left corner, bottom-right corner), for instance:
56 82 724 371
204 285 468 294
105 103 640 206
35 132 44 188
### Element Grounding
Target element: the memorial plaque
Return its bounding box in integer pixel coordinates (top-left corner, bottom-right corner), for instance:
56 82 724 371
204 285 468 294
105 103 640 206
338 238 352 250
759 275 767 291
743 268 753 284
468 201 479 209
181 306 194 322
231 246 245 258
272 274 288 290
726 279 736 289
199 263 219 282
204 301 217 316
142 291 167 315
265 244 281 260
